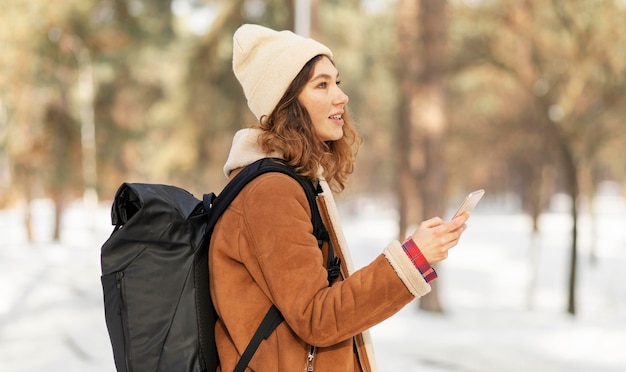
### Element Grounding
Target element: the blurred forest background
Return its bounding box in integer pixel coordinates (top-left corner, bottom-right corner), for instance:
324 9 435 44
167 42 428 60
1 0 626 315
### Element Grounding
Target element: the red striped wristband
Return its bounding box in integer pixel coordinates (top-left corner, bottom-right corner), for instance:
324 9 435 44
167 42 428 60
401 237 437 283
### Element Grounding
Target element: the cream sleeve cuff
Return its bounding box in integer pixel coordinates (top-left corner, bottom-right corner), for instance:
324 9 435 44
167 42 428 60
383 240 432 298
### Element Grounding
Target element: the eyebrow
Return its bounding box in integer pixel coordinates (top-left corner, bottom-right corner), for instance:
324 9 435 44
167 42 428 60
310 73 340 81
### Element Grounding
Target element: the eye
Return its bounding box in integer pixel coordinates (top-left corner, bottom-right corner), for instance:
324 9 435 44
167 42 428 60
336 80 342 86
316 82 327 89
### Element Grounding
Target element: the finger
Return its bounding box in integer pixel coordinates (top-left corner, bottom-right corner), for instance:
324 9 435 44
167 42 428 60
441 214 468 233
445 225 467 248
448 223 467 234
451 212 469 226
422 216 444 228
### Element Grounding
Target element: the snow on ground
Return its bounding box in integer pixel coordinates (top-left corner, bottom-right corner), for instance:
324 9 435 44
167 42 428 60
0 194 625 371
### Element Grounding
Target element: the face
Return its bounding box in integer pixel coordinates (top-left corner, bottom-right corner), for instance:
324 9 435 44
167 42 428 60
297 56 349 142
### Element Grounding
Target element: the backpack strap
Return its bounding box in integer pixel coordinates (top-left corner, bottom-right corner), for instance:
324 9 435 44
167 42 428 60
207 158 339 372
233 304 282 372
230 159 341 283
207 158 316 228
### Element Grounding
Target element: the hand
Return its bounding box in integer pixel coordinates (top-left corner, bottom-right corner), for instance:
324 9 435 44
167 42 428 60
409 212 469 264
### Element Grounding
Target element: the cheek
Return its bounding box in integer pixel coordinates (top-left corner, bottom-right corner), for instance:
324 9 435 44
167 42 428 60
299 92 327 125
312 107 326 123
311 101 327 121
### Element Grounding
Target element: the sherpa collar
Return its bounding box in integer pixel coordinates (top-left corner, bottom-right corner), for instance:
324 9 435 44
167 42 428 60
223 128 280 177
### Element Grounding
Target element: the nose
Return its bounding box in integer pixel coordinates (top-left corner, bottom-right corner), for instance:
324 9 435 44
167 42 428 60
334 86 349 106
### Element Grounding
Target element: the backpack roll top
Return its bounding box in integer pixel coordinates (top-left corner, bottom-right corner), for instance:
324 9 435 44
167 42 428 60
102 183 206 274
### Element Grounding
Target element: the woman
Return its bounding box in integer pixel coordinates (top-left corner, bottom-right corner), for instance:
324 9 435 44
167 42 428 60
209 24 469 371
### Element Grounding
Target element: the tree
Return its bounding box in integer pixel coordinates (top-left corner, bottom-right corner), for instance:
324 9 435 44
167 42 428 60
396 0 422 243
395 0 450 312
414 0 450 312
448 0 626 314
0 0 88 240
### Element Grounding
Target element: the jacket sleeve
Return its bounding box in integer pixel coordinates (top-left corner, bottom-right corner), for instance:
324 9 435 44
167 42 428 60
238 173 423 347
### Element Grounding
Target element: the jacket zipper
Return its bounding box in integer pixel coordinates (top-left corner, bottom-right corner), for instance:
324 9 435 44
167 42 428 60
306 345 316 371
116 272 133 372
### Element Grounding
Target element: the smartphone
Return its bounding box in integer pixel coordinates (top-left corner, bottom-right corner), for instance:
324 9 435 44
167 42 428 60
451 189 485 219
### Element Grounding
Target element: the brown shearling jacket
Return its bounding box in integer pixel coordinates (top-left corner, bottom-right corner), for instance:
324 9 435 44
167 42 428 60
209 129 432 371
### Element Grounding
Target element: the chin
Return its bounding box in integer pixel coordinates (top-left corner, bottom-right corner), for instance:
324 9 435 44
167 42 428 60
324 134 343 142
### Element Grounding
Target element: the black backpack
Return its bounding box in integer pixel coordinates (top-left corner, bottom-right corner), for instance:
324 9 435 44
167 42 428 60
100 158 340 372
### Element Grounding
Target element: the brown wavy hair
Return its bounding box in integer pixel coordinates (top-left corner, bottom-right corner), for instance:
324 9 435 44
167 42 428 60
253 55 361 192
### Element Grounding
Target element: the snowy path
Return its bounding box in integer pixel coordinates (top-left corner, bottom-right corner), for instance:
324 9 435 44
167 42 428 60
1 197 625 371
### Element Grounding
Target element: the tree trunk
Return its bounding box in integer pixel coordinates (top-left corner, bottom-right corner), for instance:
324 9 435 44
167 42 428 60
560 141 579 315
24 177 34 243
395 0 422 241
416 0 449 313
52 193 63 242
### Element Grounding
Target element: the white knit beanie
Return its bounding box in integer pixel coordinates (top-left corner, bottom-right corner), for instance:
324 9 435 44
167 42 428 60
232 24 333 120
